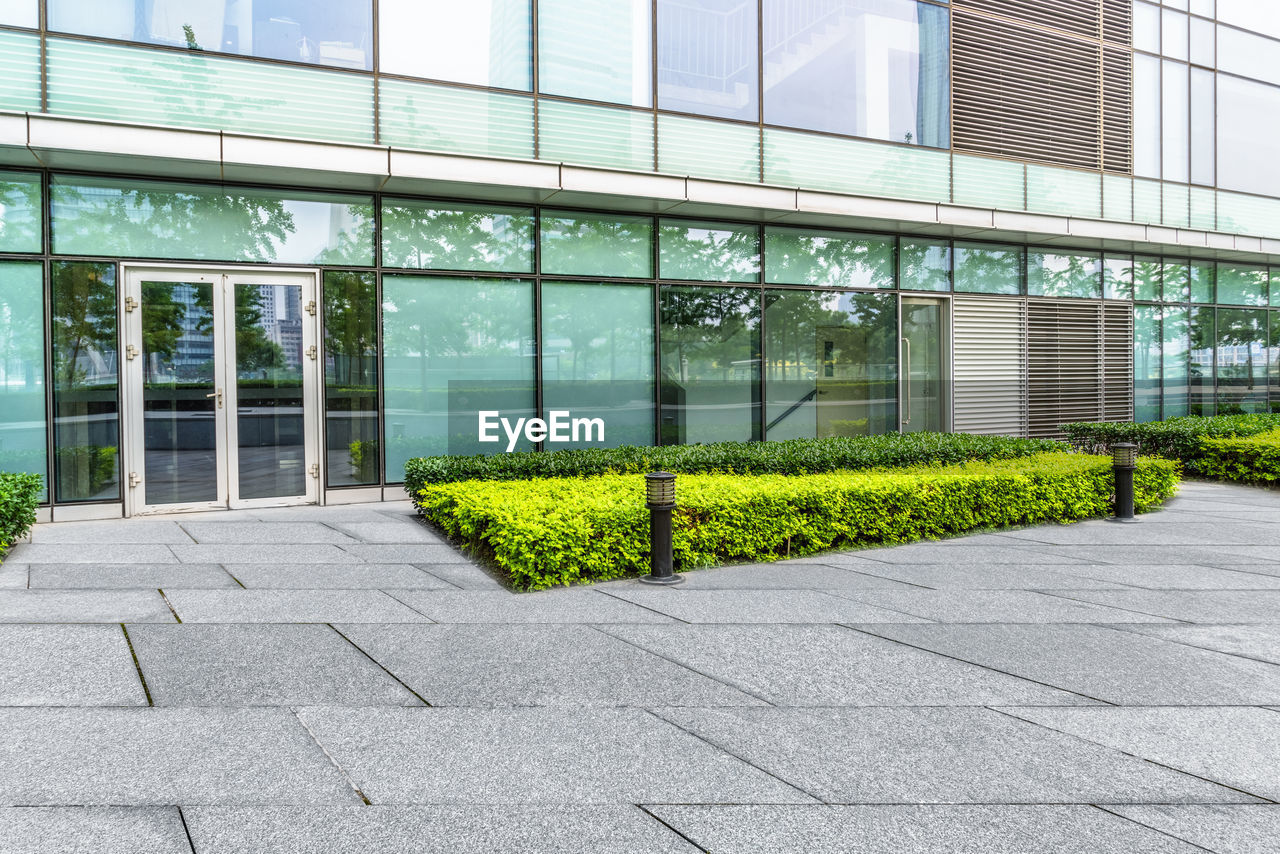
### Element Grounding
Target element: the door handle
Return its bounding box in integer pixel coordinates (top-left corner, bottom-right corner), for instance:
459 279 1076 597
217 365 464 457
205 389 223 409
900 337 911 427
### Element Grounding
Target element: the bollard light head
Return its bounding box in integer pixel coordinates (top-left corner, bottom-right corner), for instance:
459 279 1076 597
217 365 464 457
1112 442 1138 469
645 471 677 507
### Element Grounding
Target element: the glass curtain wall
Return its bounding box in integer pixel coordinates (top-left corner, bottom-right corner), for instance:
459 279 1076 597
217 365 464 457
0 262 46 499
323 271 379 487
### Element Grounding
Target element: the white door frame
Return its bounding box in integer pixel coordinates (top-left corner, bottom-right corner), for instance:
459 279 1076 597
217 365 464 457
898 293 954 434
120 264 323 516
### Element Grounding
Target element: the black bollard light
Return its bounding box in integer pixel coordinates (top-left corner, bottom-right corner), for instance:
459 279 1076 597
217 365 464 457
1110 442 1138 522
640 471 683 585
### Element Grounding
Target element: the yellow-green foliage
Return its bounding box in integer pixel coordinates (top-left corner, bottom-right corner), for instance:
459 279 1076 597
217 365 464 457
415 453 1181 590
1198 429 1280 485
0 473 42 559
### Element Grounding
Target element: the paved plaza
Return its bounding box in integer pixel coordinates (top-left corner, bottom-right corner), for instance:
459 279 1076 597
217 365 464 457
0 481 1278 852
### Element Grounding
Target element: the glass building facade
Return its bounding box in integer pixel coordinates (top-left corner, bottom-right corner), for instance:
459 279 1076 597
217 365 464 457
1 1 1279 515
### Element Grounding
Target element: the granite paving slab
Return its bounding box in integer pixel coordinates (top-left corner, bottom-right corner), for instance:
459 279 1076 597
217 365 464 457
127 624 423 707
0 807 192 854
224 564 453 590
653 562 921 590
840 564 1131 590
833 590 1173 623
859 624 1280 705
0 590 175 623
1106 805 1280 854
600 624 1096 707
1047 590 1280 623
997 520 1280 546
28 563 239 589
0 625 146 706
0 565 27 588
169 544 354 564
162 590 432 624
646 805 1206 854
29 521 194 545
0 707 361 805
1014 544 1280 566
656 706 1254 804
599 589 928 624
844 543 1089 565
327 522 444 543
1115 624 1280 665
411 563 506 590
4 543 180 564
1048 564 1280 590
295 706 816 805
178 522 359 544
339 544 474 564
336 623 762 707
1003 706 1280 801
387 590 675 624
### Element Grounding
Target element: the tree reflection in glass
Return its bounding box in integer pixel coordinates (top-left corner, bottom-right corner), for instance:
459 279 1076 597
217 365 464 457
382 201 534 273
324 271 380 485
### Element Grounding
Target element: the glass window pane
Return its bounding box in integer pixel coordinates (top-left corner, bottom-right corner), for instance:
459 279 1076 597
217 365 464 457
538 100 655 172
50 177 374 266
0 262 47 501
1217 0 1280 39
52 262 120 503
1162 60 1189 183
1133 1 1160 53
899 240 951 292
1273 269 1280 308
1190 16 1214 66
382 276 535 479
0 30 41 113
764 290 897 440
1218 76 1280 198
378 80 535 160
657 114 761 184
1027 251 1102 299
1217 25 1280 88
763 0 950 147
1163 305 1190 417
1190 67 1215 186
764 129 951 202
324 271 379 487
381 201 534 273
659 285 759 444
1189 305 1215 415
954 243 1021 295
1133 54 1161 178
1104 255 1134 301
1134 256 1162 302
953 154 1024 210
0 1 36 28
1272 310 1280 412
1134 305 1162 422
1163 262 1191 304
1190 0 1213 17
0 171 41 254
1162 9 1189 60
659 220 760 283
1026 166 1101 218
380 0 530 89
1217 265 1269 306
1216 308 1269 413
658 0 757 121
1190 262 1214 303
764 227 894 289
48 0 373 70
542 281 654 449
540 211 653 279
539 0 651 106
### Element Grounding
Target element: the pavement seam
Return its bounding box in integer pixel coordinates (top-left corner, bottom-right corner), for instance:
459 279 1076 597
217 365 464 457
291 708 374 806
1098 623 1280 669
1091 804 1220 853
174 523 199 544
157 589 183 623
326 624 434 707
176 806 200 854
119 623 154 707
375 589 438 622
593 589 694 624
1034 590 1193 623
219 566 248 589
636 804 711 853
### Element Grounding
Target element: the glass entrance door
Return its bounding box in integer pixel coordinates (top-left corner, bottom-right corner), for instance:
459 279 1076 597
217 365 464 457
900 296 950 433
122 268 320 514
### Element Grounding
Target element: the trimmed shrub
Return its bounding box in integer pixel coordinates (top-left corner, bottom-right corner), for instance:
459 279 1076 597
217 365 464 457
403 433 1061 491
0 472 42 558
413 453 1180 590
1197 429 1280 485
1061 414 1280 473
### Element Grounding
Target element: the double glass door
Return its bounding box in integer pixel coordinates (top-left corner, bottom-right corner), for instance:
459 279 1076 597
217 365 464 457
122 268 320 514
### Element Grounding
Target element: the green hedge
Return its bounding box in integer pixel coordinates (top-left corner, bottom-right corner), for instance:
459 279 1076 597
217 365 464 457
0 473 42 559
404 433 1062 490
1197 429 1280 485
413 453 1180 590
1061 414 1280 473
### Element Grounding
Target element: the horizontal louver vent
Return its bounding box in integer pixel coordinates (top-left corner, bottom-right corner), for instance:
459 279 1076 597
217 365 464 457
953 297 1027 436
1102 47 1133 174
953 0 1102 38
1027 300 1104 438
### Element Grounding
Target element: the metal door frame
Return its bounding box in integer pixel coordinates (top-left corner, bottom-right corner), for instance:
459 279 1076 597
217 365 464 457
898 293 954 434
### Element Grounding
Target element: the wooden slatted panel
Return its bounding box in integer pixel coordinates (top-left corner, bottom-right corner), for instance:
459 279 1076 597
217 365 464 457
953 0 1102 38
1104 303 1135 422
1027 300 1105 437
953 297 1027 436
1102 0 1133 44
1102 47 1133 173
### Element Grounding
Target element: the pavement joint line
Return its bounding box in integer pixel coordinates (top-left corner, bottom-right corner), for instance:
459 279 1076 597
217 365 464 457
586 624 779 708
1091 804 1222 854
593 588 695 624
375 589 438 623
1033 590 1195 623
174 523 199 544
119 623 154 707
1097 623 1280 668
176 806 199 854
326 623 433 707
834 623 1118 707
635 803 711 853
642 707 825 805
818 589 947 622
988 706 1280 804
220 566 248 589
290 707 373 806
157 589 183 623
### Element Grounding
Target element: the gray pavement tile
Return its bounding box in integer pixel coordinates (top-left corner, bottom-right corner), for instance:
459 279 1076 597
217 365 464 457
1003 707 1280 801
848 543 1089 565
600 624 1096 707
1182 510 1280 524
295 706 815 805
28 563 239 589
340 544 474 564
1019 544 1280 566
249 507 397 522
388 590 675 624
183 805 696 853
178 521 359 544
329 522 444 543
0 590 175 623
1050 564 1280 590
170 544 354 564
626 563 920 590
4 543 180 564
1048 590 1280 623
657 706 1252 804
834 590 1173 623
30 521 194 545
1117 624 1280 665
412 563 505 590
0 807 191 854
225 564 453 590
336 623 762 707
0 625 146 706
162 590 431 623
841 564 1132 590
648 805 1205 854
998 520 1279 546
600 589 928 624
1107 805 1280 854
0 707 361 805
0 564 27 588
859 624 1280 705
128 624 422 707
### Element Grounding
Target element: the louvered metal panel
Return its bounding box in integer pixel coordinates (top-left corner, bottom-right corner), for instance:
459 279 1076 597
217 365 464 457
953 0 1101 38
1103 303 1134 422
1102 47 1133 173
1027 300 1104 438
953 297 1028 436
1102 0 1132 44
